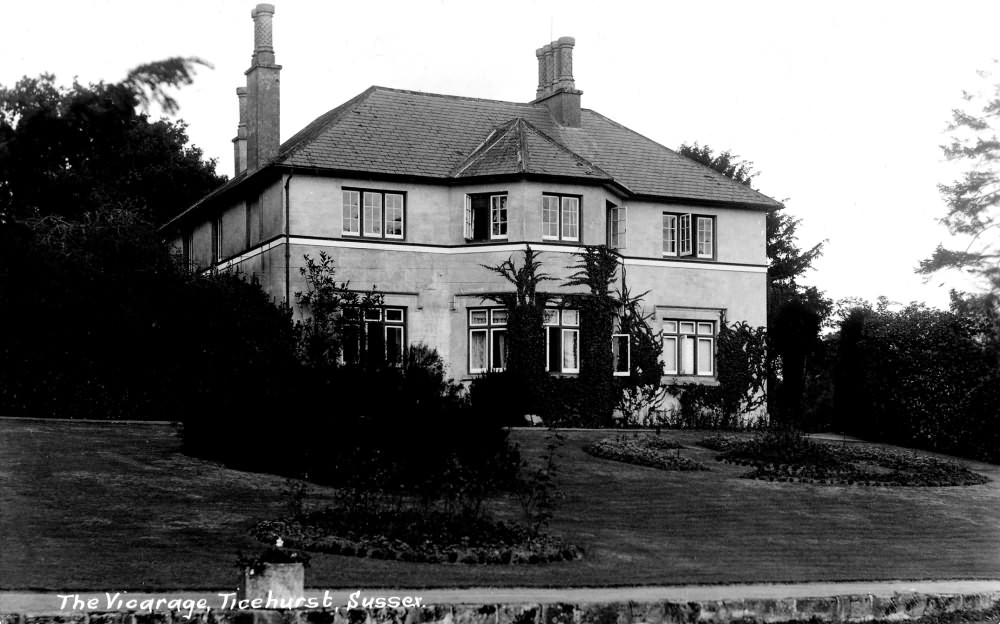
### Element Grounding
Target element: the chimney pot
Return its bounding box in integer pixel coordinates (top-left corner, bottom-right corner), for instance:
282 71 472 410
532 36 581 127
245 3 281 171
233 87 248 176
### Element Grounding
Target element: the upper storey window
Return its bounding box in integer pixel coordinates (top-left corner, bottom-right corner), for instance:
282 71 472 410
542 194 580 242
607 202 626 249
465 193 507 242
343 189 405 239
663 212 715 259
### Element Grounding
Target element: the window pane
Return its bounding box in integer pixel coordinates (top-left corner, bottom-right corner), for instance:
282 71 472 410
562 329 580 372
608 206 620 247
464 196 473 239
542 196 559 238
343 190 360 234
663 320 678 334
679 214 692 254
561 197 579 240
343 324 361 365
363 192 382 236
470 330 488 371
491 195 507 237
662 214 676 255
697 217 713 256
491 309 508 325
386 194 404 238
663 336 678 374
680 336 695 375
612 334 630 375
385 308 404 323
561 309 580 326
547 326 562 372
386 326 403 366
492 329 507 370
697 322 713 335
697 338 714 375
470 310 488 326
680 321 696 334
543 309 559 325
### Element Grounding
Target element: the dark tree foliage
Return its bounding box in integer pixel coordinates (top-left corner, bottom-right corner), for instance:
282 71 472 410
679 142 830 428
564 245 622 426
0 210 297 422
481 245 553 421
832 301 1000 462
919 63 1000 304
0 58 224 225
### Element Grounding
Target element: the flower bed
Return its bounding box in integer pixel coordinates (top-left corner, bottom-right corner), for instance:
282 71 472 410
584 435 709 472
252 508 582 565
699 433 988 486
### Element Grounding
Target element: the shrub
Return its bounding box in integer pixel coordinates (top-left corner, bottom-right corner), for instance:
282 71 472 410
832 303 1000 462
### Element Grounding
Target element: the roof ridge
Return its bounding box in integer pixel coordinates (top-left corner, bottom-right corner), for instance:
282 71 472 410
582 108 782 207
448 118 522 177
369 85 553 108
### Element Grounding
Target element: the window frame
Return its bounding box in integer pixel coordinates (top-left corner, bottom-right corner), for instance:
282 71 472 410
468 307 508 374
663 212 716 260
342 187 407 240
542 193 582 242
612 333 631 377
661 317 715 377
607 202 627 249
465 192 508 242
341 305 408 367
544 308 582 375
211 216 223 264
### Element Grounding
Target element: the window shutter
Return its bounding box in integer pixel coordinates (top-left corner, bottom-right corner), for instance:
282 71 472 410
464 196 473 240
679 213 693 256
621 206 628 249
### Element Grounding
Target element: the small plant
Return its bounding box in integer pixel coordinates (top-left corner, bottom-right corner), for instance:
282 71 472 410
282 478 308 520
516 429 564 536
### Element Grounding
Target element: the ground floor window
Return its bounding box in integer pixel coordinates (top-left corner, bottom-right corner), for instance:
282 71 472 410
342 306 406 366
612 333 630 376
469 308 508 373
544 308 580 374
661 318 714 376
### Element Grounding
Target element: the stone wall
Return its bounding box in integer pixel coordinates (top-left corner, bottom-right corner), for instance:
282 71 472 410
4 592 999 624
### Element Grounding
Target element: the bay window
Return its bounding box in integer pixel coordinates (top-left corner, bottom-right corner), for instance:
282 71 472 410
469 308 507 373
544 308 580 374
465 193 508 242
542 194 580 242
607 202 626 249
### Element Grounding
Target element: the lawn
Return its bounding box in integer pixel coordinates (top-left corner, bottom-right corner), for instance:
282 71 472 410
2 418 1000 590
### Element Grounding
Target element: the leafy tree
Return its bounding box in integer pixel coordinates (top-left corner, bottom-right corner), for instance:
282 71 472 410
679 143 830 427
481 245 553 418
678 142 824 290
0 58 224 225
564 245 622 426
917 64 1000 367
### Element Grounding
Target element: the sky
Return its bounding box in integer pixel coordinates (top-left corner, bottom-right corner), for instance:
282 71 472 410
4 0 999 310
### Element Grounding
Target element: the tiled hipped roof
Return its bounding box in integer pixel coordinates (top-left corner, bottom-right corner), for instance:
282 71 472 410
276 87 781 208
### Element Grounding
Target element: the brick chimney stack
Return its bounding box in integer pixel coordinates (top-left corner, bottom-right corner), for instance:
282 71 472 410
533 36 582 127
245 3 281 171
232 87 248 175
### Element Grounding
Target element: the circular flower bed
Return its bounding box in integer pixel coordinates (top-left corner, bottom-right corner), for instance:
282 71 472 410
584 434 709 471
699 433 988 487
252 508 582 565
